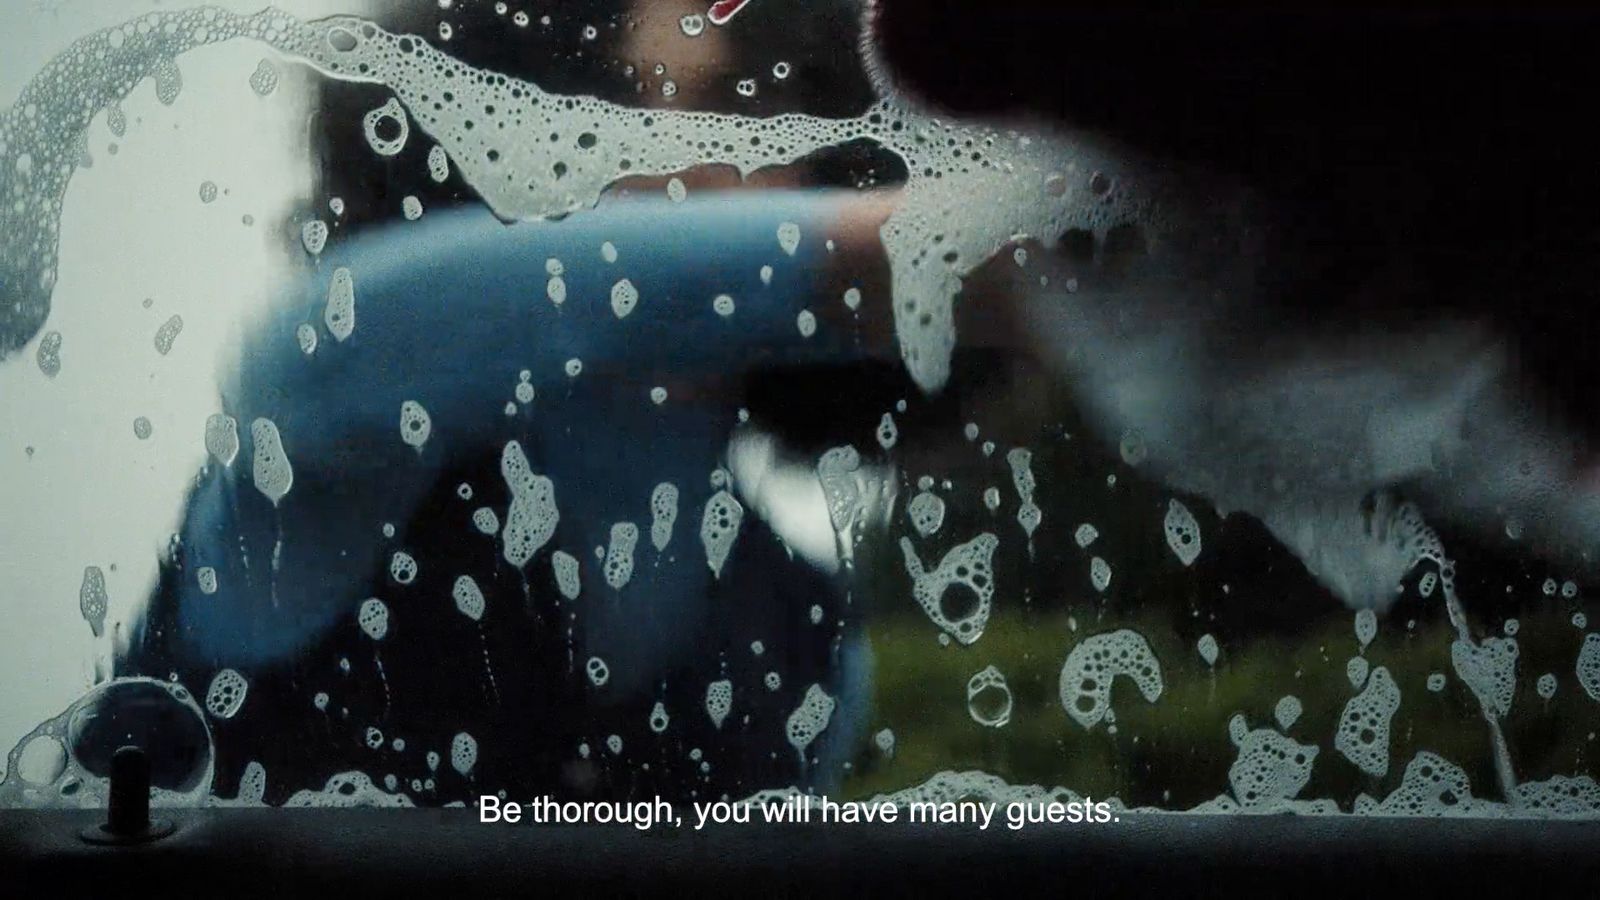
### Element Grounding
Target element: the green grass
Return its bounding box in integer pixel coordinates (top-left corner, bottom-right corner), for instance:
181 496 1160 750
836 604 1597 810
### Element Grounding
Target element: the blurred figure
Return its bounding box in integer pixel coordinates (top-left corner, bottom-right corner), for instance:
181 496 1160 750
124 0 897 805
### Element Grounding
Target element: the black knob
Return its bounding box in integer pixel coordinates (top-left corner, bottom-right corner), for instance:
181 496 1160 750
81 745 175 845
107 745 151 835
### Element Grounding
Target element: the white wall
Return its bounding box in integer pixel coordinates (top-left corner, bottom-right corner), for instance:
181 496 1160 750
0 0 368 783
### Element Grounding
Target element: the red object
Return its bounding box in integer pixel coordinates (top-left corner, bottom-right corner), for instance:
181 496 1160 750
708 0 754 26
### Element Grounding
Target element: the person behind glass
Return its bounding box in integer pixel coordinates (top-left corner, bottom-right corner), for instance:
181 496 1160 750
126 0 906 805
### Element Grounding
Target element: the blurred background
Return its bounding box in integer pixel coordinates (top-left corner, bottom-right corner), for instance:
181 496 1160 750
2 0 1595 812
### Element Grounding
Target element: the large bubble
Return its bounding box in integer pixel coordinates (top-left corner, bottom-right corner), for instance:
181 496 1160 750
1 678 213 809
